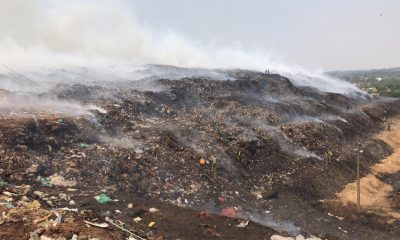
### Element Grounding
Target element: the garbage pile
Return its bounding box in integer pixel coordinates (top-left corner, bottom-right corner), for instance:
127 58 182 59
1 70 400 239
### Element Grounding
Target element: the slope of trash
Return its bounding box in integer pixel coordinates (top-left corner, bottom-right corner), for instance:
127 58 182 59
1 69 400 239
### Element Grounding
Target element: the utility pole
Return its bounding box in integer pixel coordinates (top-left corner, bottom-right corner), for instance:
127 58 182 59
356 141 362 212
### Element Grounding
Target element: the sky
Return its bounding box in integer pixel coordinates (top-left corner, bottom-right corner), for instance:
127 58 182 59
0 0 398 72
131 0 399 71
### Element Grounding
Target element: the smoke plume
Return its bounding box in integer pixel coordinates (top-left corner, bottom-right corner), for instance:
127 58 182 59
0 0 359 94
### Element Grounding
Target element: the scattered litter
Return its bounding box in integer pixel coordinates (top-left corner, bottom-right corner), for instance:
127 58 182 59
84 220 109 228
133 217 142 223
34 212 54 224
271 235 321 240
2 191 14 197
235 220 249 228
59 193 68 199
0 202 15 208
105 217 146 240
270 235 294 240
148 221 156 227
307 236 322 240
39 177 51 187
59 207 78 212
221 207 237 218
296 235 306 240
128 203 133 208
199 158 206 165
40 235 54 240
95 193 113 204
149 207 159 213
49 174 76 187
79 142 90 148
53 209 62 225
134 148 144 154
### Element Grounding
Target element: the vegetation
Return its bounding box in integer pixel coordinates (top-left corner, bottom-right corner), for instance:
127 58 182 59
327 67 400 97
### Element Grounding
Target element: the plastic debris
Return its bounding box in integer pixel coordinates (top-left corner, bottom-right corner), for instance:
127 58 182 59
199 158 206 165
40 235 53 240
105 217 146 240
235 220 249 228
133 217 142 223
40 177 51 187
2 191 14 197
270 235 294 240
296 235 306 240
53 209 63 225
84 220 109 228
148 207 159 213
59 207 78 212
95 193 113 204
221 207 237 218
79 142 90 148
134 148 144 154
0 202 15 208
148 221 156 227
128 203 133 208
34 212 54 224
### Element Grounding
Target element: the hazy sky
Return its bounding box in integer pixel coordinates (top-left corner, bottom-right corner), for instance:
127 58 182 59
0 0 398 72
131 0 399 71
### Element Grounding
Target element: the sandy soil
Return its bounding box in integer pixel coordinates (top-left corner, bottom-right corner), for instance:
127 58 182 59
335 119 400 218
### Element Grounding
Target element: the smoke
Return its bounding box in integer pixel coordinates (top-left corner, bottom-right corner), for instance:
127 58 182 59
0 0 359 94
252 121 322 160
0 90 104 118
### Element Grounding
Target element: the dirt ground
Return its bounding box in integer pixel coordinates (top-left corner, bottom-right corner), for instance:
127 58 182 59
334 118 400 218
0 185 279 240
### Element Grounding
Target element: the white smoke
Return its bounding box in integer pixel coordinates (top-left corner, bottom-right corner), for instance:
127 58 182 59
0 0 360 94
0 90 104 118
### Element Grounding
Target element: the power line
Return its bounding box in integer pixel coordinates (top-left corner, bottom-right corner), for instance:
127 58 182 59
0 61 37 85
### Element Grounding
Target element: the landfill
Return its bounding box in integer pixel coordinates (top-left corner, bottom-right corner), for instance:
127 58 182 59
0 69 400 239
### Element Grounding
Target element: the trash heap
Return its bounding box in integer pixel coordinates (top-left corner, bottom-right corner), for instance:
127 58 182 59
1 70 400 239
